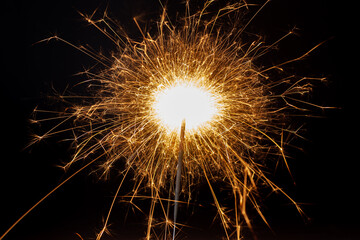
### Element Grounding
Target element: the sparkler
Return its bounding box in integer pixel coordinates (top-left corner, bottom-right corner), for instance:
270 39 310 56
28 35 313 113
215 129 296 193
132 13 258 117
1 1 327 240
155 81 221 239
173 119 185 240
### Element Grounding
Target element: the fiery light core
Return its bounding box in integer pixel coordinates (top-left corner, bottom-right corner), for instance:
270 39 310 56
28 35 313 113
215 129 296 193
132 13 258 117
153 81 220 132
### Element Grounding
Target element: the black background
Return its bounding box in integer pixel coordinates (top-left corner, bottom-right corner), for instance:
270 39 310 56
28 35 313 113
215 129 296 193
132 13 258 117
1 0 358 239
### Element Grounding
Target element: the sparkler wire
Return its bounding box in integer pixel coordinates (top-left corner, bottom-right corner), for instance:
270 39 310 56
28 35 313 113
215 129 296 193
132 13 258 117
172 119 186 240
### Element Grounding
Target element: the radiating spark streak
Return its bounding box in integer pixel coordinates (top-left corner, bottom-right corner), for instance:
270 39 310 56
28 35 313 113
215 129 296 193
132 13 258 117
234 0 271 40
255 30 295 59
0 152 106 240
202 165 230 239
78 11 120 46
37 36 111 68
75 232 85 240
261 40 327 74
96 167 131 240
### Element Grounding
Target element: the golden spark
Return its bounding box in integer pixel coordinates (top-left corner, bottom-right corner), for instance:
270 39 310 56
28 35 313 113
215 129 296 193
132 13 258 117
1 1 328 240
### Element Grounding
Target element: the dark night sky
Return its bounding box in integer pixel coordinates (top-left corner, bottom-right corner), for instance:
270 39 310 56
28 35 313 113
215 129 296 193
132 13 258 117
1 0 358 240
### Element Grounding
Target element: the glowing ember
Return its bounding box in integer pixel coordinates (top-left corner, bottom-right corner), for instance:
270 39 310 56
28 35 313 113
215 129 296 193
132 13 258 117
153 83 219 131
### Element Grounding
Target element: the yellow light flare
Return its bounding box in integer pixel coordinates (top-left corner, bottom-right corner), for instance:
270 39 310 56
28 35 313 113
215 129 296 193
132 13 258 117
153 82 220 132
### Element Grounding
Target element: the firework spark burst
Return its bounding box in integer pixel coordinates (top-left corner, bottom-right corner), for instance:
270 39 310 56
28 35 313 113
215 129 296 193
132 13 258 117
1 1 327 240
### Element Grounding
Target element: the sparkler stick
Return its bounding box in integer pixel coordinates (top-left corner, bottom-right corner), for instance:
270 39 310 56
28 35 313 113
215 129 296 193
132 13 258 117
173 119 186 240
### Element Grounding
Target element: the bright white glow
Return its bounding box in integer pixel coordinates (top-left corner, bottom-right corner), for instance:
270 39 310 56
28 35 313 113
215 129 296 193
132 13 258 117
154 83 218 131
